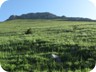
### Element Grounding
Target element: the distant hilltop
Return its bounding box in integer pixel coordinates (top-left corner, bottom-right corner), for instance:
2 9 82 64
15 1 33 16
7 12 95 21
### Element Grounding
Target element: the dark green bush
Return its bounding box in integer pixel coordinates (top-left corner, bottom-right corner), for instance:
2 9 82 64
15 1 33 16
25 28 32 34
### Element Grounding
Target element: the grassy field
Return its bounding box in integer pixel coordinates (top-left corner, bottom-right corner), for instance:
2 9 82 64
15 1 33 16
0 19 96 72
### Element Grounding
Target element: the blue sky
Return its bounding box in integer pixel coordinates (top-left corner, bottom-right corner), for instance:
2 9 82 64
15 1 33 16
0 0 96 21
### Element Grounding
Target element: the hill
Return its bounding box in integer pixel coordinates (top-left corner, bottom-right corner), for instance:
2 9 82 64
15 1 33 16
7 12 59 20
7 12 94 21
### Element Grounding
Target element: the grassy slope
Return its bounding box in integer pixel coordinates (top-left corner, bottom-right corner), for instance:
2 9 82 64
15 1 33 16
0 19 96 72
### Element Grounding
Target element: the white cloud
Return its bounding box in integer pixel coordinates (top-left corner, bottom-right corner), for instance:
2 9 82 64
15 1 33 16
89 0 96 7
0 0 7 8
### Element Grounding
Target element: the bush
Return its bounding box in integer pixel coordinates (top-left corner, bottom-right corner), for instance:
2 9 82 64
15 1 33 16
25 28 32 34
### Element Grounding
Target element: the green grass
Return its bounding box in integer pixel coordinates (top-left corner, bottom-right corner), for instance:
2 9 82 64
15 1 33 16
0 19 96 72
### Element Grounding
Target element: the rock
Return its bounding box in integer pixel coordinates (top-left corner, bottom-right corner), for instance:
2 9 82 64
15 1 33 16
51 54 61 62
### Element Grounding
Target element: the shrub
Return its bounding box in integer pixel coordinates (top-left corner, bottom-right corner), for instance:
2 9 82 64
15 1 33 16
25 28 32 34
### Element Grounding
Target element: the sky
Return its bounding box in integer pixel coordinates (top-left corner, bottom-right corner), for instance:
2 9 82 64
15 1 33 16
0 0 96 21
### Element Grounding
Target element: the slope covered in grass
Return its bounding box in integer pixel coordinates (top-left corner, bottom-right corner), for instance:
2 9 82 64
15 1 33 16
0 19 96 72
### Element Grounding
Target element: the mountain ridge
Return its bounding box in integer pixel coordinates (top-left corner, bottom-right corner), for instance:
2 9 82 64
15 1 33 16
7 12 95 21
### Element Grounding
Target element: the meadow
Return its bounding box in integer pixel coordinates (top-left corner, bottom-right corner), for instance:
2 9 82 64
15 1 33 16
0 19 96 72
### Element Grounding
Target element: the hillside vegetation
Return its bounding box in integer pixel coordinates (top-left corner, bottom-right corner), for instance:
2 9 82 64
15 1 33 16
0 19 96 72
